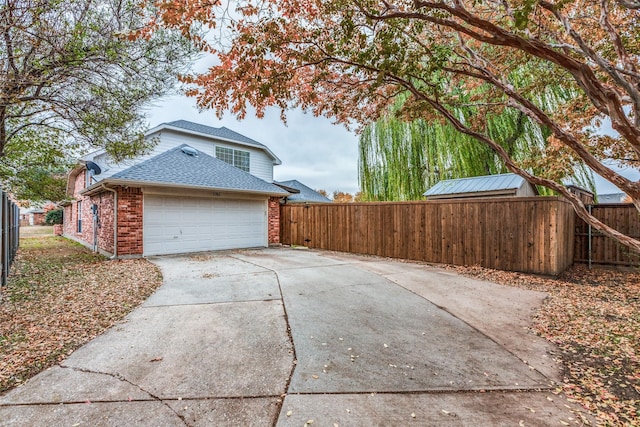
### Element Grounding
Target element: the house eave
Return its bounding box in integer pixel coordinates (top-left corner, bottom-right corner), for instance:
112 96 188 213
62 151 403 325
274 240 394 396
273 182 301 194
81 178 290 198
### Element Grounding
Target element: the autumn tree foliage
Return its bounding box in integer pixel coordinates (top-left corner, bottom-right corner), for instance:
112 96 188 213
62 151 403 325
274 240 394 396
332 191 355 203
151 0 640 252
0 0 194 196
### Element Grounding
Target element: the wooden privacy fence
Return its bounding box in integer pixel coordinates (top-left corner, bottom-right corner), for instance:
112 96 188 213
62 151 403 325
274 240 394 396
0 191 19 286
575 204 640 267
281 197 575 275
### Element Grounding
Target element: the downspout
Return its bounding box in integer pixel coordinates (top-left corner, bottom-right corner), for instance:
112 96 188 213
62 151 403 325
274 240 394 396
100 184 118 259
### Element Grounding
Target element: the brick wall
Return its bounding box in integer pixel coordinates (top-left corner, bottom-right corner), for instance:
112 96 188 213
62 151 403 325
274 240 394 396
117 187 143 255
63 205 74 235
32 212 46 225
62 169 135 256
268 196 280 244
62 170 117 254
93 192 115 254
63 171 93 244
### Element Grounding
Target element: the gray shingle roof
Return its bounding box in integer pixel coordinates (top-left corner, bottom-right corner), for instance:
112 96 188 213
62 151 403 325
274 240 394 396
165 120 268 149
109 145 289 195
276 180 332 203
424 173 526 197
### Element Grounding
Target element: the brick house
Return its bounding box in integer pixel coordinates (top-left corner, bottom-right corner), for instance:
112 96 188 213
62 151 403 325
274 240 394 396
62 120 289 257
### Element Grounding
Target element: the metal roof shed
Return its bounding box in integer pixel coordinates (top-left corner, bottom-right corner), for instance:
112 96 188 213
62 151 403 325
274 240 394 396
423 173 538 200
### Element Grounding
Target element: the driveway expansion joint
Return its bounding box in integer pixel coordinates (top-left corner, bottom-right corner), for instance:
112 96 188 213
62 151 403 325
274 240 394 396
229 254 298 427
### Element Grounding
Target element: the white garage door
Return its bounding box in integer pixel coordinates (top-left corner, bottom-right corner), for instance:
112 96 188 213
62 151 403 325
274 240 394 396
143 195 267 256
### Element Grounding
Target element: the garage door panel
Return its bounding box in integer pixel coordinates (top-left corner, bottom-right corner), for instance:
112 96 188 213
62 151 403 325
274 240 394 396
143 195 267 256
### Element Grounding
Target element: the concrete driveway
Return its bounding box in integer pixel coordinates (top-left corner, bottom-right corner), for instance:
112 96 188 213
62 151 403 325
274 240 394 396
0 248 589 426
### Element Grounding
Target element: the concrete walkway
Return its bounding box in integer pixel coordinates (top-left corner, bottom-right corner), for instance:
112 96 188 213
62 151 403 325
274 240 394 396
0 248 590 426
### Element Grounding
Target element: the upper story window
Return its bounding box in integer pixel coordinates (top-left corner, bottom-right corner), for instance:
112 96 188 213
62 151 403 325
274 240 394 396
216 146 250 172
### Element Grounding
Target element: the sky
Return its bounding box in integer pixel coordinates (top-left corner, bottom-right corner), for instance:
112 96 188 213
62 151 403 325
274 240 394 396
144 93 361 195
145 92 639 197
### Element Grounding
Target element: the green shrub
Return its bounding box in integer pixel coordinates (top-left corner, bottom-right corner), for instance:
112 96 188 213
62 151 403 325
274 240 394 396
45 209 63 225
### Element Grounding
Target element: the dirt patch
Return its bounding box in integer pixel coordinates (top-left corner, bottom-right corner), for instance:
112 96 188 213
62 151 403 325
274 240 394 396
0 236 162 394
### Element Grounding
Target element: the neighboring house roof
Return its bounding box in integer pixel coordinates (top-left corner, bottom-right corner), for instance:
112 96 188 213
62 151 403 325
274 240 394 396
19 207 43 214
83 145 289 197
597 192 628 204
147 120 282 165
424 173 537 198
275 180 332 203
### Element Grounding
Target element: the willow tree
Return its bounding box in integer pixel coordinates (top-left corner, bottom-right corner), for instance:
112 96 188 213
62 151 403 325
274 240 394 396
149 0 640 253
359 95 596 201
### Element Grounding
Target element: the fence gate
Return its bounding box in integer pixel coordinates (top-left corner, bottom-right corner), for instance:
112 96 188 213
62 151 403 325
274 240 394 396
574 204 640 267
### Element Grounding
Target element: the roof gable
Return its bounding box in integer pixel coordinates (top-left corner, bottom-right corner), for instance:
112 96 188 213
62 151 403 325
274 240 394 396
101 145 288 196
424 173 532 197
147 120 282 165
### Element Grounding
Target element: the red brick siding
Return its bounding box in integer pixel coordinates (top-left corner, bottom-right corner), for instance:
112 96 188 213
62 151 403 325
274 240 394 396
116 187 143 255
94 192 115 254
62 171 116 254
63 205 74 235
63 171 91 242
61 169 120 256
268 197 281 244
32 212 46 225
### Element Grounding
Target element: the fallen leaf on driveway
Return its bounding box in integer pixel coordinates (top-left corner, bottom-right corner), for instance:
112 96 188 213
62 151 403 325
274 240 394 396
452 263 640 425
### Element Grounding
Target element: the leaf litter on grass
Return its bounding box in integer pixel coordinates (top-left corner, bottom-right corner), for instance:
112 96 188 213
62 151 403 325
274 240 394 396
0 236 162 394
452 264 640 426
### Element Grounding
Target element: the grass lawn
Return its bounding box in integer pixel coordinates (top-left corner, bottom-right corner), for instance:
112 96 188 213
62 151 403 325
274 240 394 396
0 235 162 394
19 225 54 236
454 264 640 426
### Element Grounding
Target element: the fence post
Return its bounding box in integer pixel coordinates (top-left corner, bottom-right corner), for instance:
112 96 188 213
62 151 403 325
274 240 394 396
587 204 592 269
2 191 7 287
